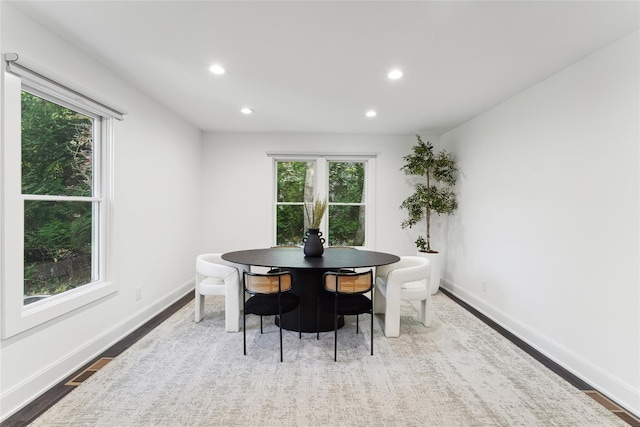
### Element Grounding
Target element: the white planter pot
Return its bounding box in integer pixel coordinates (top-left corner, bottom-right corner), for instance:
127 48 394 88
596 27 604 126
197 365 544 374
417 251 441 294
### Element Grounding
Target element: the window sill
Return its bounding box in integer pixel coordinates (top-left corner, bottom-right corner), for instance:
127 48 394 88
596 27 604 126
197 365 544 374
2 280 118 339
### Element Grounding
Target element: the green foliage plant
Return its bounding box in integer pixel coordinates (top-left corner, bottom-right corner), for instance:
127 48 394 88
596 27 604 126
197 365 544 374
415 236 428 252
305 197 328 229
400 134 458 253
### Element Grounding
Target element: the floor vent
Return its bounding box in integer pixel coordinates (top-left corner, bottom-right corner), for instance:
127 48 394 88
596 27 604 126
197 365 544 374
65 357 113 386
584 390 640 426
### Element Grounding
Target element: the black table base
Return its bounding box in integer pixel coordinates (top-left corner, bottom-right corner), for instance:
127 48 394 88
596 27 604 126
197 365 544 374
276 269 345 332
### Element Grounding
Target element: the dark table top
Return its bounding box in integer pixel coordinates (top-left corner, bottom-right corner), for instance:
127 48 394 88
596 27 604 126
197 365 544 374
222 247 400 270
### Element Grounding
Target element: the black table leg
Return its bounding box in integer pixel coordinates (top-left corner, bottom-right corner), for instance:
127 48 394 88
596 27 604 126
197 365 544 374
276 268 344 332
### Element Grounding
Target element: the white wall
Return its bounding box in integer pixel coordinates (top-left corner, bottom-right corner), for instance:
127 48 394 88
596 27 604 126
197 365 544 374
0 4 202 419
440 31 639 415
199 133 426 255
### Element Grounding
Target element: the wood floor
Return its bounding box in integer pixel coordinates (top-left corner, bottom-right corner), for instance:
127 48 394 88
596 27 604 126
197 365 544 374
3 290 638 427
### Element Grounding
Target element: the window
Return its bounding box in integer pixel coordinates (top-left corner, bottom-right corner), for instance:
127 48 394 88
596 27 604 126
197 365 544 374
275 161 314 245
327 161 366 246
21 90 101 304
272 154 375 248
2 56 124 337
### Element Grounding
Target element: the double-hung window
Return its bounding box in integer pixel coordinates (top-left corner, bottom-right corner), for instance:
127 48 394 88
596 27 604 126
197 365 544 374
272 154 376 248
21 89 101 303
1 55 123 337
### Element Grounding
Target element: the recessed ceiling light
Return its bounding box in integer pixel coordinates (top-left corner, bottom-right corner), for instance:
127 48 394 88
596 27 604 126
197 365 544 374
240 107 254 115
366 110 377 118
209 64 225 75
388 69 403 80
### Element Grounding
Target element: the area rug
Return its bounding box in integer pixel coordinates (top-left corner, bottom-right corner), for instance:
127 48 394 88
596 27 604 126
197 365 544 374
31 293 625 426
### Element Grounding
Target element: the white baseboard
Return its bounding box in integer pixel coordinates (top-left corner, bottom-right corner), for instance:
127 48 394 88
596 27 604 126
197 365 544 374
440 279 640 418
0 279 194 422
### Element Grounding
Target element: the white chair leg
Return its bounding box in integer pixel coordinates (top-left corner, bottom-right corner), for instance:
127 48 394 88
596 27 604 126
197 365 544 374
383 301 400 338
195 292 205 322
382 283 401 337
224 278 241 332
384 313 400 337
419 295 433 327
224 307 240 332
373 285 386 314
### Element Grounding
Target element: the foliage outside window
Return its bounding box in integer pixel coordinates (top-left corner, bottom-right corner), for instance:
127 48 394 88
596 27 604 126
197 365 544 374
276 161 314 245
328 161 365 246
275 159 367 247
21 90 100 304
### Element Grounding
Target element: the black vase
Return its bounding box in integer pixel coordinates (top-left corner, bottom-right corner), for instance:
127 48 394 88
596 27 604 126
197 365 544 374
303 228 325 257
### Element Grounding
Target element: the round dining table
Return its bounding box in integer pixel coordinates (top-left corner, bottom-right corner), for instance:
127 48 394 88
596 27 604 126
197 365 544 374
222 247 400 332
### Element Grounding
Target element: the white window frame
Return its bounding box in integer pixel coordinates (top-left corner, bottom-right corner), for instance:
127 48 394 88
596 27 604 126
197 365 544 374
1 64 119 338
268 152 376 249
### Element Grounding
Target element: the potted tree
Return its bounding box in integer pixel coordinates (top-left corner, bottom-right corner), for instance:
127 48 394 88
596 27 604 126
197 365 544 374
400 134 458 293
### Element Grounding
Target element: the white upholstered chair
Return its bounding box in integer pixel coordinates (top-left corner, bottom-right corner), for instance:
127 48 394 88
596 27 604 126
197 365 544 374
195 253 247 332
373 256 432 337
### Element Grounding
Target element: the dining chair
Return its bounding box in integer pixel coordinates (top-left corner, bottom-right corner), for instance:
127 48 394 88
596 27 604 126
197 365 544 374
195 253 247 332
243 270 301 362
317 269 374 361
373 256 431 337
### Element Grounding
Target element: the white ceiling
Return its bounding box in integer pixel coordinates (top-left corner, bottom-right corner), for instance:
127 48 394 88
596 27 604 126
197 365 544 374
7 1 640 134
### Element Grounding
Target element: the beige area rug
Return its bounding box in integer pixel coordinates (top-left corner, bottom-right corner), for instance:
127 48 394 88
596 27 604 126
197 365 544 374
31 293 625 426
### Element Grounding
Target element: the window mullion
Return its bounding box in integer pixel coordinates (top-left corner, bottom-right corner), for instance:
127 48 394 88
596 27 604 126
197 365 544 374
316 158 329 235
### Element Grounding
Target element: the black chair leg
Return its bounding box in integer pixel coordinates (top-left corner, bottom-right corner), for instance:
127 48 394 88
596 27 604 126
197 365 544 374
243 312 247 356
356 314 360 334
334 300 338 362
316 297 320 340
278 309 283 362
260 315 263 334
279 323 283 362
370 311 373 355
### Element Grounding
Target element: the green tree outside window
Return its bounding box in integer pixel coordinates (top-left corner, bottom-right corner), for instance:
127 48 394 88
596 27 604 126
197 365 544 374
22 91 96 302
275 159 366 247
